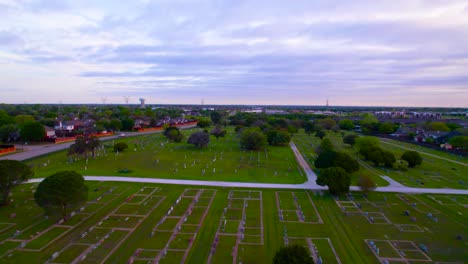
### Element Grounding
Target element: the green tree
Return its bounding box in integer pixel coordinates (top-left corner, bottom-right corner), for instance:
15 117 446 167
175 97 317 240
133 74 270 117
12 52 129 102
273 244 314 264
378 122 397 134
210 126 227 140
303 121 315 136
0 124 17 143
164 126 184 142
360 113 379 134
121 118 135 131
240 128 267 151
197 119 212 128
67 136 101 159
0 160 33 205
317 138 333 154
188 131 210 148
446 123 462 131
319 118 336 130
338 119 354 130
114 142 128 152
382 151 396 167
401 151 422 168
15 115 35 125
267 130 291 146
210 111 224 125
358 175 376 193
0 110 14 127
109 118 123 131
449 136 468 150
20 121 46 141
314 151 359 173
315 130 326 139
316 167 351 195
427 122 450 132
34 171 88 220
343 134 358 146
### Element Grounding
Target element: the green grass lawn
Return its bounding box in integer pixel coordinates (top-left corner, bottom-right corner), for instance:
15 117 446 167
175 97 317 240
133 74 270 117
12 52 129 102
26 128 306 184
318 132 468 189
0 181 466 263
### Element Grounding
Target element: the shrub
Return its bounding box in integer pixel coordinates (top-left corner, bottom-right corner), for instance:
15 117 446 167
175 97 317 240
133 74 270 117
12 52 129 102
114 142 128 152
316 167 351 195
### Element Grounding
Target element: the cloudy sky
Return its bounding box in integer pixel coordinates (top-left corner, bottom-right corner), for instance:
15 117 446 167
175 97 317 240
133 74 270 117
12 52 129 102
1 0 468 106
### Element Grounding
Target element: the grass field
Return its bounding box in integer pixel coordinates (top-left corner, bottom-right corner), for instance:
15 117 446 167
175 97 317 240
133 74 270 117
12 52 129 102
26 129 306 184
299 131 468 189
0 181 466 263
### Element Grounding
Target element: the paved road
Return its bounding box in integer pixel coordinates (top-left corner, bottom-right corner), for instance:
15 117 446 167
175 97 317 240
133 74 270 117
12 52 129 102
26 176 468 194
7 129 467 194
380 138 467 167
0 124 197 161
289 142 317 185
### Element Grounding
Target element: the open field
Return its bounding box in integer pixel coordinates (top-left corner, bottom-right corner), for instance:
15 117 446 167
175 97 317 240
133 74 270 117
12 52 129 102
26 129 306 184
319 132 468 189
0 181 466 263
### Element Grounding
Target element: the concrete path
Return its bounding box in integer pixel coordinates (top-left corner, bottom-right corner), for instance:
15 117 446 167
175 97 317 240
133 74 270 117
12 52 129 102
25 176 468 194
289 142 317 185
380 138 467 167
9 129 468 195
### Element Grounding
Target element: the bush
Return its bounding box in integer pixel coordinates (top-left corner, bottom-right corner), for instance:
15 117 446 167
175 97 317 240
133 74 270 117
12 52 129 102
273 244 314 264
393 160 408 171
401 151 422 168
114 142 128 152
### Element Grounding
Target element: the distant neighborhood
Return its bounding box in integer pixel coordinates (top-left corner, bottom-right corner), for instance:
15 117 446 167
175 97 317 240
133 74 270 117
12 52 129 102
0 104 466 155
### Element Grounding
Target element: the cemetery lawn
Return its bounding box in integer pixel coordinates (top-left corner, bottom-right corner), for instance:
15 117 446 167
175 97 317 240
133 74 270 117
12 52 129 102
310 131 468 189
26 129 307 184
0 181 466 263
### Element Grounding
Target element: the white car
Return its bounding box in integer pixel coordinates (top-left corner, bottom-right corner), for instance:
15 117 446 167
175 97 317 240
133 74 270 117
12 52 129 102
119 133 127 137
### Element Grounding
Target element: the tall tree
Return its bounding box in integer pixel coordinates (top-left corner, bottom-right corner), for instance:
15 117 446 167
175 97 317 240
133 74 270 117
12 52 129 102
0 160 33 206
210 111 224 125
401 151 422 167
34 171 88 220
273 244 314 264
338 119 354 130
316 167 351 195
240 128 267 151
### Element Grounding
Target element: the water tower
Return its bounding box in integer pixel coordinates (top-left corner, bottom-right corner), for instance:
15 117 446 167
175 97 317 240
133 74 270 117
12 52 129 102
139 98 146 108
